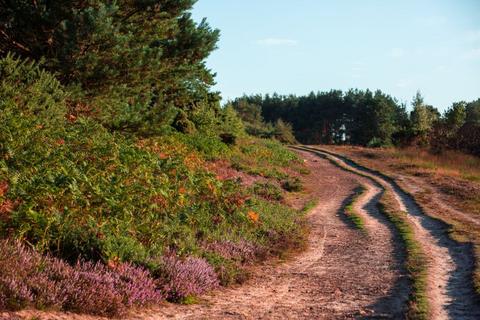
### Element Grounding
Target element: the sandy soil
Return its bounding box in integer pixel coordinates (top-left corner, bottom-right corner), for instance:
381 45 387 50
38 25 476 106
303 146 480 319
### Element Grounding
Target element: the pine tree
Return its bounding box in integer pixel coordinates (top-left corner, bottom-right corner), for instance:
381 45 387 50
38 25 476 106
0 0 220 132
409 91 439 144
274 119 297 144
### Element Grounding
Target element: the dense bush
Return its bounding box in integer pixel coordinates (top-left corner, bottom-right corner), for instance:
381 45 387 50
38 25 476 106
0 0 309 314
281 177 303 192
273 119 297 144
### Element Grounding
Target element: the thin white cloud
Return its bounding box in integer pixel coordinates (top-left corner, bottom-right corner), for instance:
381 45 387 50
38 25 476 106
466 30 480 43
257 38 298 46
462 48 480 60
396 79 412 88
390 48 406 58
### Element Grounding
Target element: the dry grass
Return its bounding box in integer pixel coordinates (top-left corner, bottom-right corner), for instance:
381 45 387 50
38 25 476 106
385 147 480 182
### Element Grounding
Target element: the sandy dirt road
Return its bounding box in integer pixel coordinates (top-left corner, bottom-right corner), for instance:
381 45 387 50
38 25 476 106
300 146 480 320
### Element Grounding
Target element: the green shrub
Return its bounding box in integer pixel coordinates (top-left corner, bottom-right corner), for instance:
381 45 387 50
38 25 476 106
281 177 303 192
273 119 297 144
367 137 391 148
252 182 283 201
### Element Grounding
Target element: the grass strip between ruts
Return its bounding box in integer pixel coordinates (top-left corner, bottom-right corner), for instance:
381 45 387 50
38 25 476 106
344 186 368 233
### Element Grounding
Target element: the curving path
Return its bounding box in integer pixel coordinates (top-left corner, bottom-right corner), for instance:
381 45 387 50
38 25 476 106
299 146 480 319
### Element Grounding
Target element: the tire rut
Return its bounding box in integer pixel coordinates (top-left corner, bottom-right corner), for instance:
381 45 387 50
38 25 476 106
299 146 480 319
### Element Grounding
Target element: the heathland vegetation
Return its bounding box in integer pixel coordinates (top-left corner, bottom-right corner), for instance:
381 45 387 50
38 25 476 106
0 1 307 316
1 0 479 318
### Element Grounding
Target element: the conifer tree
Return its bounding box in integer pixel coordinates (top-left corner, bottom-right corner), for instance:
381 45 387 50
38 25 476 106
0 0 220 132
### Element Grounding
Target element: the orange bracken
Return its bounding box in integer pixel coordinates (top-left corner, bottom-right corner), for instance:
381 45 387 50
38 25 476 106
247 211 260 223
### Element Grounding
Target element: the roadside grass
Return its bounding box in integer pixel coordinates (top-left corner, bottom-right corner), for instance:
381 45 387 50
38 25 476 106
344 186 367 233
230 137 305 179
0 57 310 315
301 199 319 214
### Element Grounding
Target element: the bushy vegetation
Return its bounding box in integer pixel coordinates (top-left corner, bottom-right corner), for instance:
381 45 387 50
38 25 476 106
0 240 162 316
228 100 297 144
0 1 307 315
252 182 284 201
0 53 306 316
281 177 303 192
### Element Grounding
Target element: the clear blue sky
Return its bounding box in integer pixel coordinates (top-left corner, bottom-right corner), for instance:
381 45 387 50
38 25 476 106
192 0 480 112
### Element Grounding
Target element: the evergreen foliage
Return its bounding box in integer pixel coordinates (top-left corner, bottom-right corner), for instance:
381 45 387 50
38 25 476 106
231 90 407 147
0 0 220 133
273 119 297 144
232 90 479 156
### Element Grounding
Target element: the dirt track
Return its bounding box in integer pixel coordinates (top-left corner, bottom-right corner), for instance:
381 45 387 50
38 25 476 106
300 146 480 320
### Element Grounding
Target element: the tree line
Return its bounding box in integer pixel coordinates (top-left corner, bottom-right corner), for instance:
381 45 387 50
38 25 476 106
230 90 480 156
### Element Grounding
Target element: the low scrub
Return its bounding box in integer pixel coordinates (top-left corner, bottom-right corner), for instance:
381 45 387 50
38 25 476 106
252 182 284 201
230 138 302 179
281 177 303 192
0 240 162 317
0 56 307 315
154 254 219 302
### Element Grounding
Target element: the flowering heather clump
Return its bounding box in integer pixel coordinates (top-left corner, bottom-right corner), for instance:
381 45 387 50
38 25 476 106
0 240 39 309
64 260 127 316
157 254 219 302
0 240 162 316
114 262 164 307
205 240 257 263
